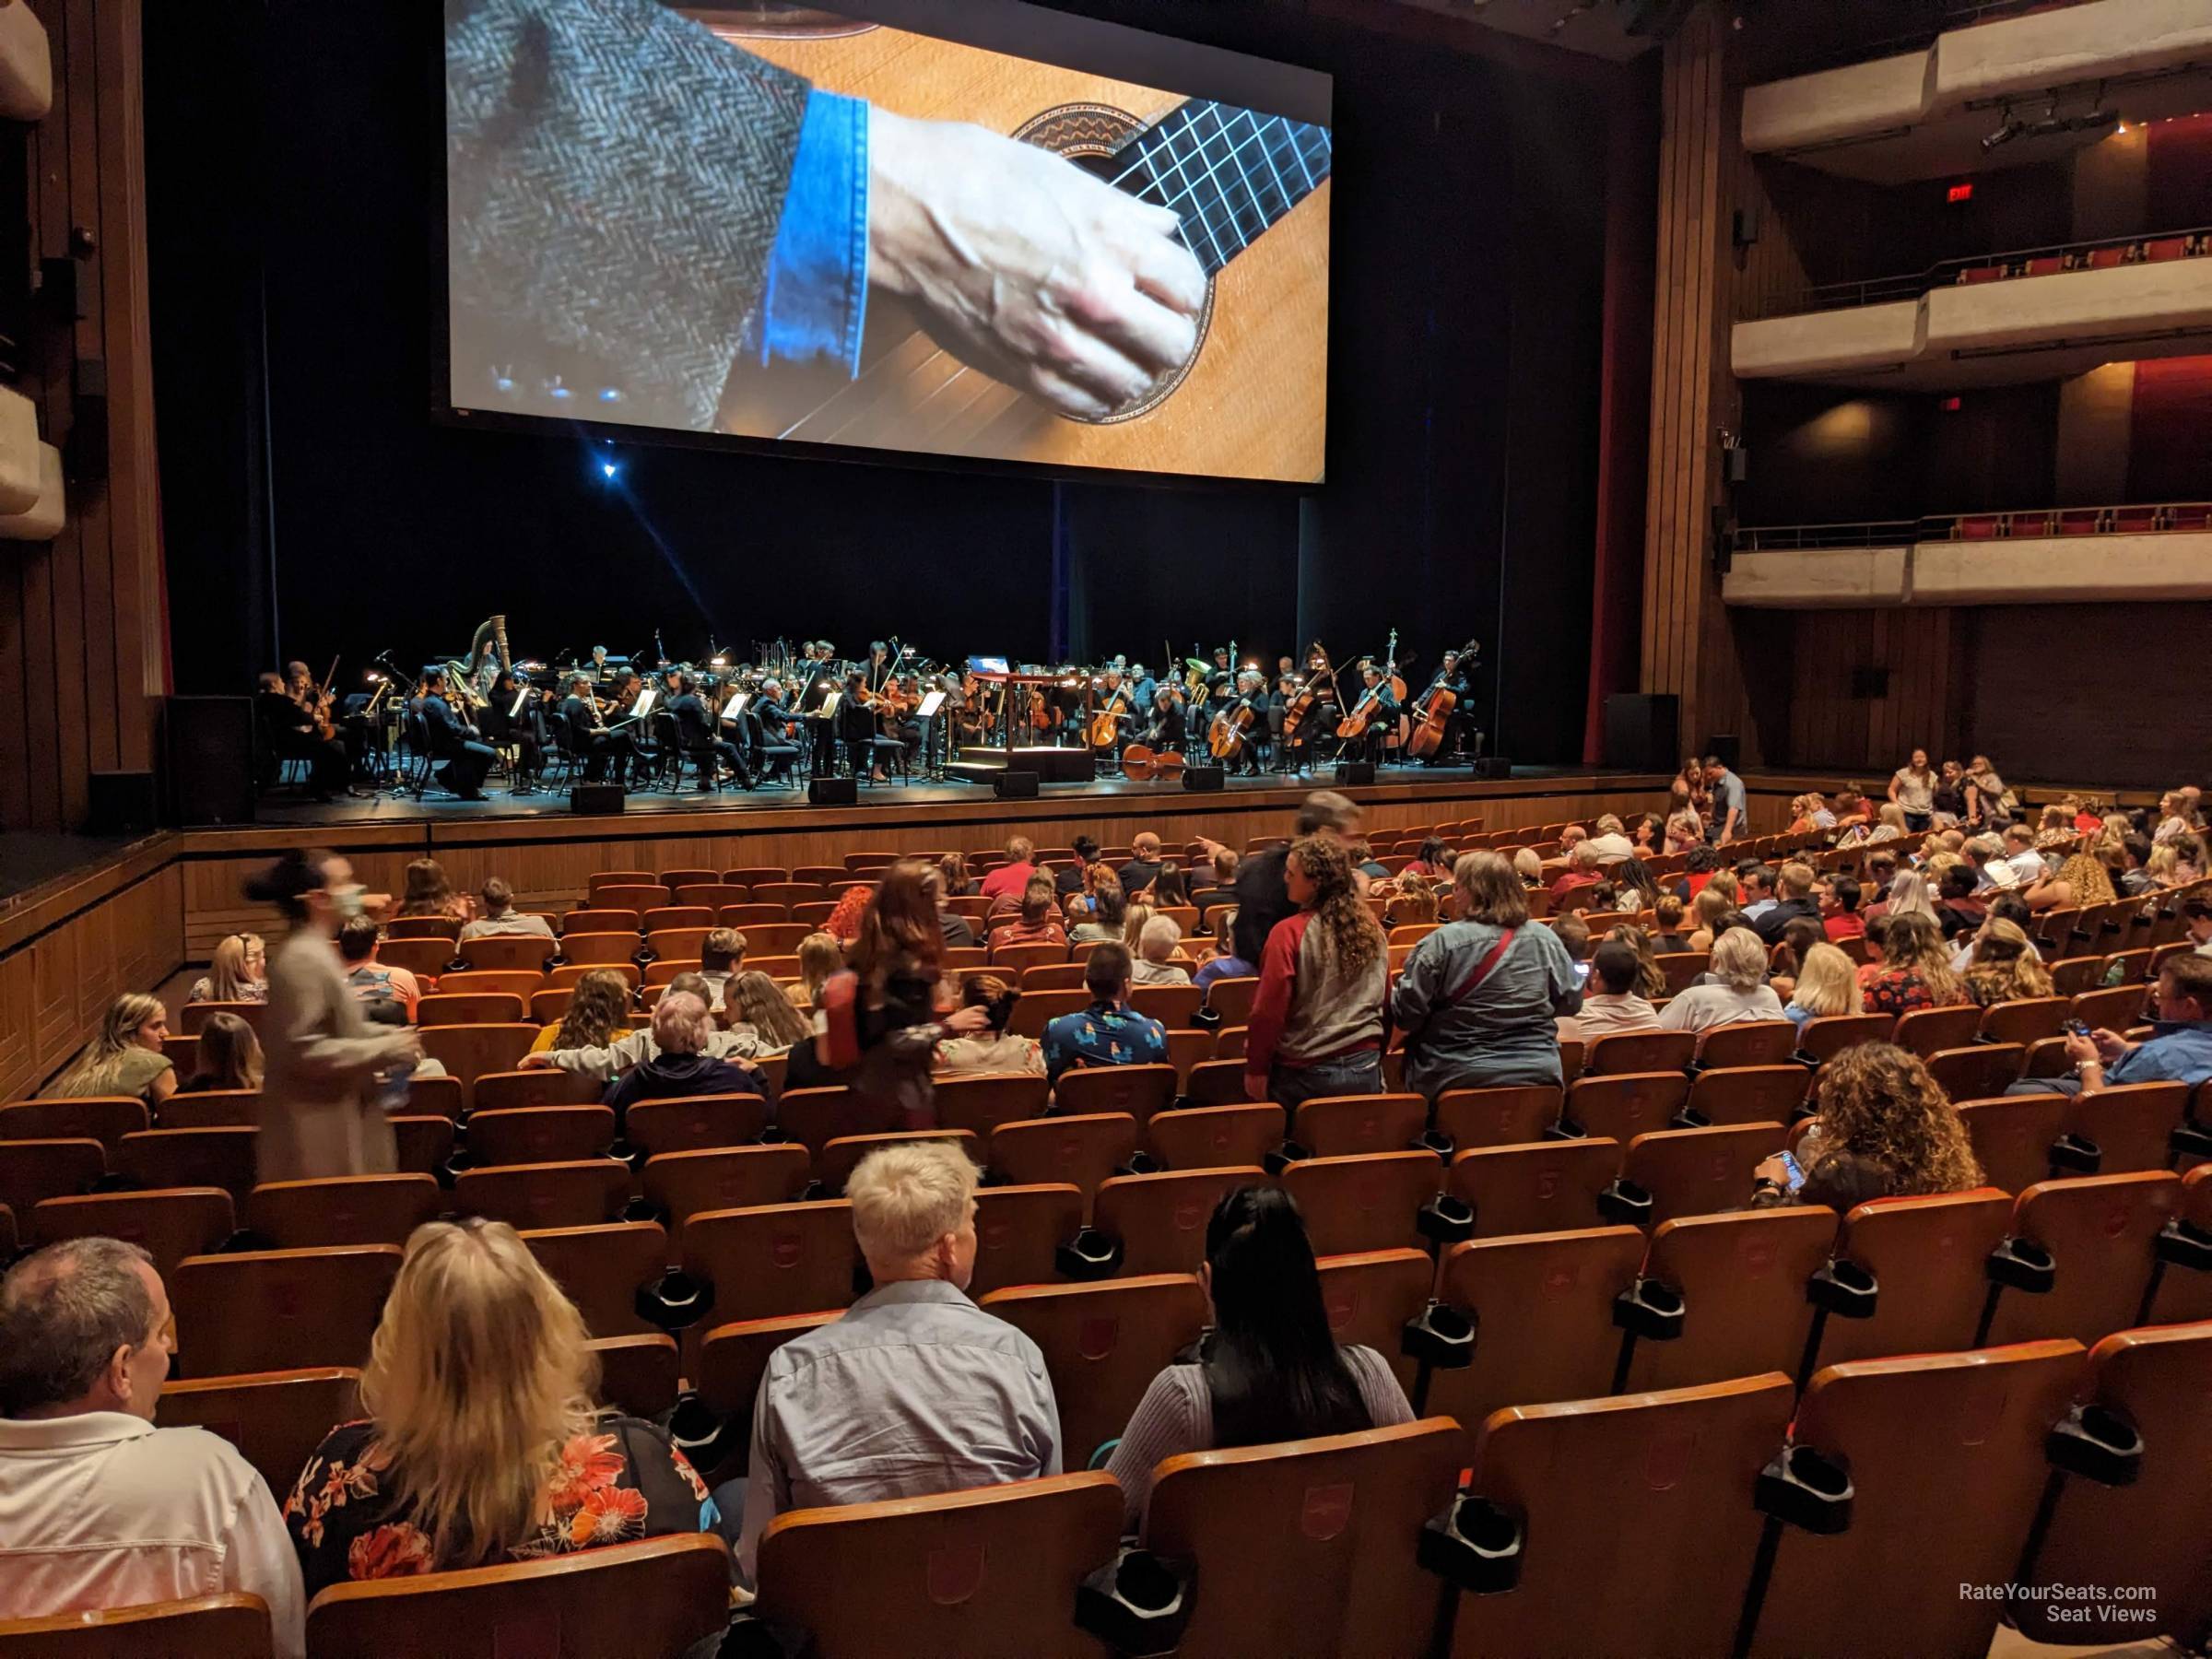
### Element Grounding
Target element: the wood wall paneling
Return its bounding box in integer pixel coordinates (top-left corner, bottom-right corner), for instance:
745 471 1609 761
0 859 181 1100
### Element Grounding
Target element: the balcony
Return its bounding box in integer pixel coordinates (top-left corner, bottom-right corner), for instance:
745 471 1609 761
1724 500 2212 606
1741 0 2212 182
1733 228 2212 387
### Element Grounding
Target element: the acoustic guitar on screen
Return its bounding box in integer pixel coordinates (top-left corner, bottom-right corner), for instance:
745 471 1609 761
701 7 1333 482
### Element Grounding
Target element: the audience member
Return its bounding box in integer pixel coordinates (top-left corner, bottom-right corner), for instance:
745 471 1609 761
917 864 975 948
1041 943 1170 1087
936 851 976 898
1393 851 1582 1097
603 992 764 1122
1512 846 1545 888
1677 844 1721 899
2009 954 2212 1097
2024 844 2114 912
1405 837 1454 878
1055 836 1104 899
988 876 1070 952
187 933 268 1005
1737 865 1778 922
1105 1186 1412 1528
1192 845 1241 918
1605 924 1668 1002
934 976 1045 1077
1785 942 1864 1030
1245 836 1388 1115
1863 912 1967 1015
176 1011 265 1094
519 972 767 1081
1573 941 1661 1037
1194 908 1256 991
285 1219 715 1599
821 879 873 943
1659 927 1784 1032
1198 791 1363 970
1752 862 1821 946
337 916 422 1021
1999 825 2047 888
1888 748 1937 832
1131 913 1191 985
850 863 989 1125
1118 831 1168 899
737 1144 1058 1583
1703 755 1747 842
1822 877 1865 942
1068 870 1128 945
1651 893 1690 951
2185 897 2212 959
1933 865 1988 940
1548 841 1605 904
0 1240 304 1656
457 877 552 941
391 856 472 921
533 967 633 1053
1550 914 1592 966
1960 919 2053 1006
1962 835 2019 893
724 971 812 1053
1753 1042 1982 1206
977 836 1038 901
792 932 843 1012
50 994 175 1109
696 928 748 1010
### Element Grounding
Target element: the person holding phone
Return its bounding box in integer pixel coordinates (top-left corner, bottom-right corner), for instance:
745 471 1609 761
2006 954 2212 1098
1752 1042 1983 1207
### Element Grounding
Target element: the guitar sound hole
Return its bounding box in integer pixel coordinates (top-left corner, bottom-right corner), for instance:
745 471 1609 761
686 4 877 40
1012 103 1216 427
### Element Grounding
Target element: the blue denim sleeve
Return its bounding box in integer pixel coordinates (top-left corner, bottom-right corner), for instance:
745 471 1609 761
757 89 869 372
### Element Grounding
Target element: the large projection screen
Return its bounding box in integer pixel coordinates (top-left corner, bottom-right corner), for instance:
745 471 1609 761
442 0 1333 483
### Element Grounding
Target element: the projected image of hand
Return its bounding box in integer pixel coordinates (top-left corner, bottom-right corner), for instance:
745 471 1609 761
865 107 1209 419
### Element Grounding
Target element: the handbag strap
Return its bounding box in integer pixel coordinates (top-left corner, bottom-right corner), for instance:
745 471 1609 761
1437 927 1517 1013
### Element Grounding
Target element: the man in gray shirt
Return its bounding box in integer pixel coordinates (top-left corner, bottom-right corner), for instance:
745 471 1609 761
455 877 554 941
736 1143 1060 1584
1704 759 1747 844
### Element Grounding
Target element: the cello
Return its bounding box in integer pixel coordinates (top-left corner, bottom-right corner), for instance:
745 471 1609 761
1087 677 1130 748
1406 637 1481 760
1334 629 1399 741
1207 677 1258 760
1277 642 1330 744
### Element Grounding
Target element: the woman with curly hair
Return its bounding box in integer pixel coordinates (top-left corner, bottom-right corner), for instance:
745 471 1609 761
2022 845 2114 912
1753 1041 1983 1206
1246 835 1390 1118
531 968 634 1054
284 1218 719 1597
1863 912 1966 1014
1961 919 2054 1006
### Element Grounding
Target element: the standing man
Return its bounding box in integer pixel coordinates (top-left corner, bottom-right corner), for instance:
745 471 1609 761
1704 755 1747 845
1197 790 1363 970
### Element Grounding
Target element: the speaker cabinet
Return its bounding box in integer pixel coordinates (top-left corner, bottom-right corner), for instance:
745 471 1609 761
807 776 858 807
1703 734 1741 771
1182 766 1224 792
1472 757 1514 781
993 771 1041 799
88 770 156 834
164 696 255 826
1335 761 1375 786
571 783 627 815
1604 694 1679 771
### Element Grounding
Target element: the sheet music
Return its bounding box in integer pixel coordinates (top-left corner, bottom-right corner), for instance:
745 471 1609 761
508 687 531 719
916 690 947 719
630 689 657 719
722 690 749 718
820 690 843 717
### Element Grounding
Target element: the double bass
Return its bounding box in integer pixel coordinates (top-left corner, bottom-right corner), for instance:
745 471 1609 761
1406 637 1481 760
1335 629 1400 741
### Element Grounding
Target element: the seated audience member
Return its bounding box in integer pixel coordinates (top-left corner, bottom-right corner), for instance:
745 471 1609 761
696 927 748 1012
821 880 872 944
1659 927 1785 1033
1962 835 2019 892
2009 954 2212 1098
1393 851 1582 1098
1766 917 1827 1001
1512 846 1546 888
1822 877 1865 942
1863 912 1967 1015
1753 1042 1982 1206
2186 897 2212 959
935 976 1045 1077
936 851 977 899
338 916 421 1021
531 967 633 1054
1785 942 1865 1030
2024 844 2114 912
1148 863 1192 912
1119 831 1168 899
1041 944 1170 1086
1573 942 1661 1038
1192 845 1241 918
724 971 812 1054
187 933 268 1004
176 1011 265 1094
50 994 174 1109
2153 791 2192 843
1131 913 1192 985
522 973 760 1079
1752 862 1822 946
1859 801 1909 844
1106 1186 1413 1528
1246 837 1389 1115
1559 825 1589 854
1549 915 1592 968
1677 844 1721 900
364 998 447 1079
988 876 1069 951
1610 857 1662 913
1736 865 1779 922
1583 816 1635 861
1055 836 1104 900
790 932 843 1015
2115 833 2156 896
1685 884 1736 954
1121 902 1157 956
1949 892 2040 972
917 864 975 948
1867 868 1937 928
1606 924 1669 1002
1548 841 1606 904
1650 894 1690 951
1933 865 1988 940
977 835 1039 901
392 856 472 922
1405 837 1454 878
456 877 552 942
1860 849 1900 906
1385 876 1443 927
0 1239 305 1656
1067 870 1128 946
1194 909 1256 990
286 1219 716 1600
602 993 764 1121
1960 919 2053 1007
2000 824 2048 889
738 1144 1058 1583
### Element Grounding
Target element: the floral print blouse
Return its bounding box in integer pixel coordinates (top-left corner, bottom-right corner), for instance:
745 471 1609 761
284 1414 718 1598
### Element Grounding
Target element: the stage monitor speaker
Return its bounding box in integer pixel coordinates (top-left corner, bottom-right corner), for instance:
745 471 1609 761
88 770 156 834
1604 694 1679 771
1182 766 1223 792
571 783 627 814
164 696 255 826
994 771 1040 799
1335 761 1375 786
1472 756 1514 780
807 777 857 807
1703 734 1741 771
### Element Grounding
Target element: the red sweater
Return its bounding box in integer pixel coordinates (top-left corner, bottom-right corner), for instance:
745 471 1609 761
978 860 1038 901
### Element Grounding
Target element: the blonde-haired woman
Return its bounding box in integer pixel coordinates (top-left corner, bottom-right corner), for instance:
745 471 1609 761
726 970 811 1051
51 993 175 1108
1785 942 1864 1031
1121 901 1156 954
2023 845 2114 913
1961 919 2054 1006
284 1218 718 1596
1659 928 1785 1033
187 933 268 1005
1864 912 1965 1014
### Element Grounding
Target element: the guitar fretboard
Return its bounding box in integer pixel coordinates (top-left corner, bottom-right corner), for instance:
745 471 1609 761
1113 101 1332 278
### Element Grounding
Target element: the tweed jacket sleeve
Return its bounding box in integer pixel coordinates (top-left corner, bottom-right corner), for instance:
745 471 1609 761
445 0 813 429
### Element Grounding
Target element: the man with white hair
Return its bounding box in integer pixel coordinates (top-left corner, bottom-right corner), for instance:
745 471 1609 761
601 991 764 1121
0 1239 305 1656
2000 824 2046 889
736 1142 1059 1584
1583 815 1634 861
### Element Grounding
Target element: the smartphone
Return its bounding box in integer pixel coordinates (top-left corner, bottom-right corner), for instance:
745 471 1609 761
1779 1150 1806 1193
2064 1018 2091 1038
1572 960 1593 985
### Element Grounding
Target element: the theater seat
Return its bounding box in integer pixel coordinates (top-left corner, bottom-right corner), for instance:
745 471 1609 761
115 1127 258 1205
1746 1340 2086 1658
695 1311 842 1479
1562 1072 1689 1143
679 1200 860 1355
968 1182 1083 1297
1622 1123 1784 1227
1440 1373 1795 1657
1806 1189 2013 1371
989 1114 1138 1215
1431 1085 1560 1148
1982 1172 2179 1347
1315 1248 1434 1394
755 1474 1123 1659
1144 1103 1279 1171
155 1367 362 1498
2012 1321 2212 1644
980 1275 1208 1471
520 1220 668 1338
588 1334 678 1419
1141 1418 1467 1658
1684 1065 1809 1126
303 1535 731 1659
451 1159 629 1230
1092 1166 1262 1276
1582 1030 1695 1076
0 1136 104 1218
1282 1151 1441 1255
1922 1042 2026 1101
932 1073 1051 1138
1289 1093 1429 1159
1621 1208 1838 1393
470 1069 603 1114
1693 1021 1799 1069
31 1186 233 1277
1448 1137 1619 1239
623 1093 771 1159
172 1245 402 1377
1954 1095 2068 1195
2147 1164 2212 1323
641 1145 811 1247
465 1106 616 1167
2059 1080 2188 1175
0 1594 277 1657
814 1130 976 1197
1427 1227 1645 1428
1053 1063 1177 1124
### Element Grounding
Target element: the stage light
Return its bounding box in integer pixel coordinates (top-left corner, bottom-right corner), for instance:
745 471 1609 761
598 387 622 403
601 461 618 479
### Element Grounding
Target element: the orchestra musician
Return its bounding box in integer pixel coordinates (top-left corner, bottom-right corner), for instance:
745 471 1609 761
1421 648 1478 767
1221 670 1267 778
418 666 498 800
1129 661 1158 713
1092 667 1134 759
670 671 753 789
561 674 633 782
1348 662 1401 768
1139 684 1182 750
482 668 546 786
837 668 884 781
257 669 349 802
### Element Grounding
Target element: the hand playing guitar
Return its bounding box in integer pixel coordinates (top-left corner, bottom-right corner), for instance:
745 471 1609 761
866 109 1210 419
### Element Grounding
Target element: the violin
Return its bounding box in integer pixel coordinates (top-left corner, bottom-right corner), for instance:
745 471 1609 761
1335 629 1400 740
1406 636 1480 760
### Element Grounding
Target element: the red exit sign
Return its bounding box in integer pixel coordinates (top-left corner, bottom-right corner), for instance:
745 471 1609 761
1947 182 1975 203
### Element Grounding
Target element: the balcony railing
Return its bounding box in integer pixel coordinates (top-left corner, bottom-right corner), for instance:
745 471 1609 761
1735 501 2212 551
1777 0 2104 83
1752 227 2212 320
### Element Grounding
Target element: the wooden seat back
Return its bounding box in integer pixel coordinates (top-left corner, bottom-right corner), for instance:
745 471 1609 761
776 1086 900 1158
1685 1065 1809 1125
0 1594 276 1657
970 1182 1084 1298
451 1159 629 1230
591 1334 679 1419
417 993 529 1027
1055 1062 1177 1124
1794 1012 1893 1061
1431 1085 1561 1148
1692 1021 1799 1068
1289 1093 1428 1159
1281 1151 1441 1256
390 1115 456 1177
1563 1072 1689 1144
1200 975 1260 1025
1977 996 2070 1045
2061 1079 2189 1174
1314 1247 1433 1393
456 935 557 973
641 1144 810 1246
694 1310 841 1477
156 1367 363 1500
1129 983 1202 1027
1923 1042 2027 1101
1623 1209 1837 1393
245 1174 441 1248
1985 1172 2180 1347
0 1137 104 1218
1 1095 147 1150
1006 989 1088 1040
933 1072 1051 1138
1812 1189 2014 1368
680 1200 860 1332
157 1089 261 1129
1428 1228 1645 1428
172 1245 402 1375
1583 1030 1695 1076
519 1220 668 1338
32 1186 234 1277
812 1130 977 1197
470 1068 604 1114
1143 1103 1280 1171
116 1126 258 1204
179 1001 269 1037
418 1025 539 1110
624 1093 769 1159
1448 1137 1619 1238
1093 1166 1265 1276
372 937 457 980
1623 1122 1786 1227
989 1114 1138 1216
